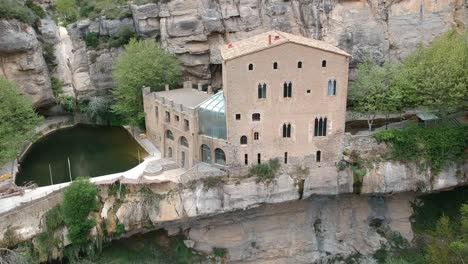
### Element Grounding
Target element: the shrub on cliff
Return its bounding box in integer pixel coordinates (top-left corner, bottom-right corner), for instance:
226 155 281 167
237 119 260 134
0 77 42 164
374 122 467 174
55 0 78 24
62 178 98 246
112 39 182 127
0 0 37 25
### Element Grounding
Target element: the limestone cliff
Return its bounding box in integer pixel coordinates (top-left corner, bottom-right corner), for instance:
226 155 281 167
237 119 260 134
0 20 54 108
0 0 465 104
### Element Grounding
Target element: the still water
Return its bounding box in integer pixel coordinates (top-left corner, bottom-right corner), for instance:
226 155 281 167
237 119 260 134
15 125 147 187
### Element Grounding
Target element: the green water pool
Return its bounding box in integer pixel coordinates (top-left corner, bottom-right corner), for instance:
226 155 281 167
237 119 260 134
15 125 147 187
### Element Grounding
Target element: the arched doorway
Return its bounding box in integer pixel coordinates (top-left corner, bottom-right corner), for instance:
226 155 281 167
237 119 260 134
214 148 226 165
179 136 189 169
201 144 211 163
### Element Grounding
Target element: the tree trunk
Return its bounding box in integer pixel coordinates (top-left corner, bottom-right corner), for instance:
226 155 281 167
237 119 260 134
367 118 374 132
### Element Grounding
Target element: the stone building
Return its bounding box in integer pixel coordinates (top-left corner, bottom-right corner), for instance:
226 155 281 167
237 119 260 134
143 30 350 171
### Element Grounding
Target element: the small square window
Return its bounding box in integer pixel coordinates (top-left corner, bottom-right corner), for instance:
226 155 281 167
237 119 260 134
236 114 241 120
307 90 311 93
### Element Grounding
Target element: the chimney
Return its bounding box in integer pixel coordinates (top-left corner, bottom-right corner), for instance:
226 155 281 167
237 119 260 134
165 84 169 91
207 85 213 94
268 34 272 45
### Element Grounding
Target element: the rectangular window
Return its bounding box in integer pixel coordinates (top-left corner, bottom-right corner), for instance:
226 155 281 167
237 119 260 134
165 111 170 122
244 154 248 165
254 132 259 140
184 119 189 131
236 114 241 120
284 152 288 164
257 153 261 164
175 115 180 122
252 113 261 121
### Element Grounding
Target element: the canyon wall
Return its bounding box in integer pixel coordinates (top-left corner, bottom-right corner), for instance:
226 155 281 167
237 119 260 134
0 0 466 103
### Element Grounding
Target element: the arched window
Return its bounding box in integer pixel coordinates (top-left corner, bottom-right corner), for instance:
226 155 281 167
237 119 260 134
314 117 327 136
240 136 248 145
248 64 253 71
252 113 261 121
167 147 173 158
283 82 292 98
333 80 337 95
322 60 327 67
273 62 278 69
328 80 336 96
166 130 174 140
254 132 259 140
258 83 266 99
283 82 288 97
214 148 226 165
298 61 302 68
180 136 189 147
316 150 321 162
201 144 211 163
282 123 291 138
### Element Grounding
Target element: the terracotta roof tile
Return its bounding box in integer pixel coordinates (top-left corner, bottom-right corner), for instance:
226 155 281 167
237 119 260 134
220 30 351 61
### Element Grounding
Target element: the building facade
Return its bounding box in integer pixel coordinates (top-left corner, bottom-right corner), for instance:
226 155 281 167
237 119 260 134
143 30 350 171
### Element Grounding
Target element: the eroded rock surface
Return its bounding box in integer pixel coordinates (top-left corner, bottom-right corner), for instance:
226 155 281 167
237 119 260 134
0 20 54 107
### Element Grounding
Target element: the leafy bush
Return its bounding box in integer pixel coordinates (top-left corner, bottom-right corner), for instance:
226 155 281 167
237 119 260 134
115 223 125 236
50 77 63 97
213 247 228 258
336 160 348 171
374 122 468 173
0 77 42 164
25 0 45 18
62 178 98 246
249 158 281 183
45 205 65 231
59 95 75 112
0 0 37 25
43 44 56 69
79 3 95 18
109 26 136 47
352 165 366 194
85 32 100 48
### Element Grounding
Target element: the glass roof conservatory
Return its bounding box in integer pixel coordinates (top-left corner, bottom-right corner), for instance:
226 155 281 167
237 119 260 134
197 91 227 139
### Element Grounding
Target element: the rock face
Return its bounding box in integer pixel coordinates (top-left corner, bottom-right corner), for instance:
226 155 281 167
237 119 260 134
187 193 415 263
0 20 54 108
0 0 465 106
126 0 464 83
55 0 465 98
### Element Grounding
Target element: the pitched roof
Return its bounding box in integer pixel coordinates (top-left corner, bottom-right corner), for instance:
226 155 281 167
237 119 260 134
219 30 351 61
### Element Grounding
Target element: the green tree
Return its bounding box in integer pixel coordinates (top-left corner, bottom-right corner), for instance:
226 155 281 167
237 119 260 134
425 204 468 264
392 29 468 111
348 56 401 131
0 77 42 164
62 178 97 246
112 39 182 126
